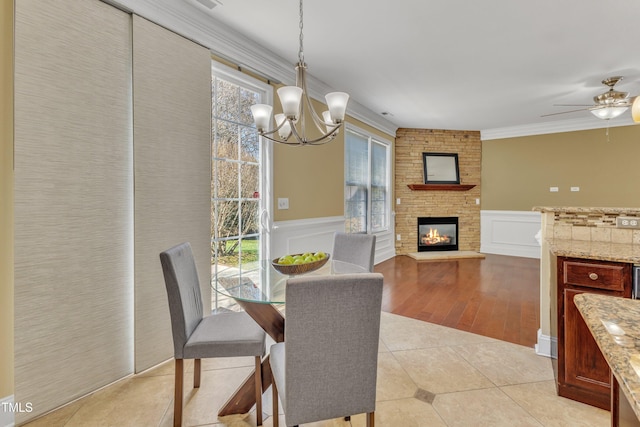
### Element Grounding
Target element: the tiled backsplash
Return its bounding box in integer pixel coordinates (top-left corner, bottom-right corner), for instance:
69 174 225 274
536 207 640 245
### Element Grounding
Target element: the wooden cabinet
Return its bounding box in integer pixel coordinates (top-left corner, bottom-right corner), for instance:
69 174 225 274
557 257 632 410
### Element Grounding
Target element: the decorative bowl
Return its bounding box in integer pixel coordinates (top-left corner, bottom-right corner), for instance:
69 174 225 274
271 253 330 275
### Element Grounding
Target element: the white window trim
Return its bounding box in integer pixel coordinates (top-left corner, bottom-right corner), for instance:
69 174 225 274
344 123 392 234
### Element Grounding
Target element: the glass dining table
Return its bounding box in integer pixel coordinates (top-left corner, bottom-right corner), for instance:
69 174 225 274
212 257 368 417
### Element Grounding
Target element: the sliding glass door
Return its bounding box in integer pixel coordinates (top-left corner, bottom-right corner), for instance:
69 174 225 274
211 63 272 309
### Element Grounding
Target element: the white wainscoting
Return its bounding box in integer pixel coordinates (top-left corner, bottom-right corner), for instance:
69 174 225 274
480 210 542 259
271 216 395 265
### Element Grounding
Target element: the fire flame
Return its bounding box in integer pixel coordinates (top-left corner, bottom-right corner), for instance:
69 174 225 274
421 227 452 245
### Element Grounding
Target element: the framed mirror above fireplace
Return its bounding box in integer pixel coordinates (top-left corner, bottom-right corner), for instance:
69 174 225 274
417 216 459 252
422 152 460 184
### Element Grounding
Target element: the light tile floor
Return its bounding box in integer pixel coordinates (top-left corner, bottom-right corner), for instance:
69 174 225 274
23 312 609 427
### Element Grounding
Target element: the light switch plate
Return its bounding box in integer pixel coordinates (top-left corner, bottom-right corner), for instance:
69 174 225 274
277 198 289 210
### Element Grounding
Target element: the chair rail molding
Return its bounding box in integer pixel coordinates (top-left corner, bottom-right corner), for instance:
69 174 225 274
480 210 542 259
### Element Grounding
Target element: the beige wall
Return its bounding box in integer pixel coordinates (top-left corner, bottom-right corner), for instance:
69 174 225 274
270 83 395 221
0 0 14 399
482 125 640 211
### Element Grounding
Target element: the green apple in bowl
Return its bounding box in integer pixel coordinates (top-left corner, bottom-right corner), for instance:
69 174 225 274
278 255 294 265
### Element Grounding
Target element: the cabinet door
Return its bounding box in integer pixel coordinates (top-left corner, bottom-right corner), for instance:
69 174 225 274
563 288 611 394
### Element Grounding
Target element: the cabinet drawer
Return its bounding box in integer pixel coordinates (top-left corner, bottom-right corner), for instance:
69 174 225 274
562 259 628 291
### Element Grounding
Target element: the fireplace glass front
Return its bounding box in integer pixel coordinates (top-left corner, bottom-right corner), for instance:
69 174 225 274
417 217 458 252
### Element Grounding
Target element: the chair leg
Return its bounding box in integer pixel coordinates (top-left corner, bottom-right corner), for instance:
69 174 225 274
174 359 184 427
366 411 375 427
255 356 263 426
194 358 201 388
271 378 279 427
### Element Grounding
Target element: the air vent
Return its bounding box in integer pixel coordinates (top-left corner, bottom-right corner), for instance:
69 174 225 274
194 0 222 10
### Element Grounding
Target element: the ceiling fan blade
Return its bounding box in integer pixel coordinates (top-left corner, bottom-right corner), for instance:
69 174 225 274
541 108 589 117
552 104 594 107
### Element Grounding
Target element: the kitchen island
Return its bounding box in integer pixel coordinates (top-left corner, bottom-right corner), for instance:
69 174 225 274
534 206 640 410
534 206 640 359
575 293 640 426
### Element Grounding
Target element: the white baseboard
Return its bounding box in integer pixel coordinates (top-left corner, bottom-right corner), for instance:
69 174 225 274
480 210 541 259
0 395 15 427
535 329 557 359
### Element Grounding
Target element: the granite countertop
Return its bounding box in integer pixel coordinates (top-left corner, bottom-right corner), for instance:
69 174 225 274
548 239 640 264
574 293 640 420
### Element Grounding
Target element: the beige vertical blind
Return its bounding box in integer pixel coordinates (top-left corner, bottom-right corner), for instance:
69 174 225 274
132 15 212 372
14 0 133 422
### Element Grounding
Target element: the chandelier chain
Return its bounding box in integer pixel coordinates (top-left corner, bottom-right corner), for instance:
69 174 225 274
298 0 304 64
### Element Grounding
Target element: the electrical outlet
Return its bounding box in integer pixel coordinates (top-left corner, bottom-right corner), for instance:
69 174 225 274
396 234 401 241
277 198 289 210
550 187 559 192
616 216 640 229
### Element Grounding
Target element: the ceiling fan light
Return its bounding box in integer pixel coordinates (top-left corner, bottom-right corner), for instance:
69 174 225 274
590 106 628 120
632 97 640 123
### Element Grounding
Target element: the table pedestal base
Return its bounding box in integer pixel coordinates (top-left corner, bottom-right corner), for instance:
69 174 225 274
218 300 285 417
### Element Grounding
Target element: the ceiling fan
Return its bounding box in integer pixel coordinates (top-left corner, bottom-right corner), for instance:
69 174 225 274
543 76 636 120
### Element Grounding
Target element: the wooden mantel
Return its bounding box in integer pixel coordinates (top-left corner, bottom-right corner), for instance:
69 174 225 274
407 184 476 191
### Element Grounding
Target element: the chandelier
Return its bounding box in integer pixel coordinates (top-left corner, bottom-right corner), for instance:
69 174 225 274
250 0 349 146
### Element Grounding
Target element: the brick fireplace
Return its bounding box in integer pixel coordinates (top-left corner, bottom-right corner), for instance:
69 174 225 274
394 128 481 255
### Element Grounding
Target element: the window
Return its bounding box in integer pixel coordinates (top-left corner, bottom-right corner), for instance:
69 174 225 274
345 128 391 233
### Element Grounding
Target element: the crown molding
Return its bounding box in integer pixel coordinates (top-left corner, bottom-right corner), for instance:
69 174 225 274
108 0 398 137
481 115 637 140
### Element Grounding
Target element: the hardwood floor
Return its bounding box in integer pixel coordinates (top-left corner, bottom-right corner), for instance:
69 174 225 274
374 253 540 348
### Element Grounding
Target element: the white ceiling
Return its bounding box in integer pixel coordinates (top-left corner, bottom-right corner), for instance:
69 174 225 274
151 0 640 135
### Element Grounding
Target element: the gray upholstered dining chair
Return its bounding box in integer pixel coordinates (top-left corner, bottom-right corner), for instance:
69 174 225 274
269 273 384 427
332 232 376 272
160 242 266 427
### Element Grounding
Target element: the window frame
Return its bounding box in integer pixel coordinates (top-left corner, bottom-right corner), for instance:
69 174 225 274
344 125 392 234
